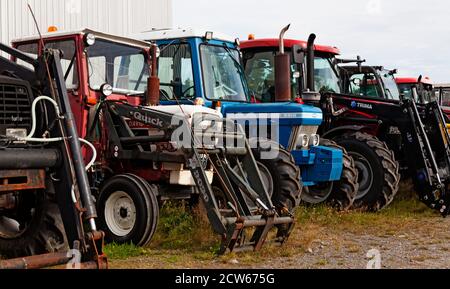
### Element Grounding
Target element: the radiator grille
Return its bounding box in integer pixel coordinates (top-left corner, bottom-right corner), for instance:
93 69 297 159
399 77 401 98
0 83 32 133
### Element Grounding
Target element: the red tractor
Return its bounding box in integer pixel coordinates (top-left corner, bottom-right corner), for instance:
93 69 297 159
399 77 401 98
241 33 450 215
396 76 435 104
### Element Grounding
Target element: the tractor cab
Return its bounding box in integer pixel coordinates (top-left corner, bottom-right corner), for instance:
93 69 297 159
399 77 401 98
434 85 450 119
340 66 401 101
396 77 435 104
241 38 342 101
12 28 154 138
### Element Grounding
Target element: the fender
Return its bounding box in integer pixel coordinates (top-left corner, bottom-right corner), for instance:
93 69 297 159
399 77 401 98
322 125 366 139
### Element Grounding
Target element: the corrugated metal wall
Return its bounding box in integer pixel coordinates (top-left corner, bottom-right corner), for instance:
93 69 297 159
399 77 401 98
0 0 173 45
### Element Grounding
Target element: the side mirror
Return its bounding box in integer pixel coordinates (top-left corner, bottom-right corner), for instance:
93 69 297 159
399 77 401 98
292 45 305 64
352 78 362 86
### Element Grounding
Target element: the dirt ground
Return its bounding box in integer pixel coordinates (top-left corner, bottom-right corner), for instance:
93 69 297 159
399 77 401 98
108 197 450 269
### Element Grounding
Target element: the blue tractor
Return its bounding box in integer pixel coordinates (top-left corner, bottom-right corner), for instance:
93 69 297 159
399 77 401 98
137 28 358 210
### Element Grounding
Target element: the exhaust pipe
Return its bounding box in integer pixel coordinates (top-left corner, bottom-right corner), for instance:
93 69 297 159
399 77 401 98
275 24 292 102
301 33 321 105
147 44 160 106
306 33 316 91
278 24 290 54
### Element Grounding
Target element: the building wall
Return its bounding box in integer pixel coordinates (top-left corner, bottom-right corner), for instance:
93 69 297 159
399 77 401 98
0 0 173 45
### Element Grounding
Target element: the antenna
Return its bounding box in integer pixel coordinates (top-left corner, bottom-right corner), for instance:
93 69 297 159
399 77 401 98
27 4 57 97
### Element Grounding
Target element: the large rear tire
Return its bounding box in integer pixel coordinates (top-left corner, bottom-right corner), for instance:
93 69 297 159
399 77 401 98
334 132 400 211
251 140 303 212
0 183 67 258
98 174 159 247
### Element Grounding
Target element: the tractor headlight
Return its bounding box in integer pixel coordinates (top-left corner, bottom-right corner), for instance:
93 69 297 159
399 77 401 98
310 134 320 147
193 113 223 133
299 134 310 148
293 126 319 149
84 33 96 46
100 83 113 97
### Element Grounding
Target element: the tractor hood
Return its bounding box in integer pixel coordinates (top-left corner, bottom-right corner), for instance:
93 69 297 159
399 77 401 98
221 102 323 126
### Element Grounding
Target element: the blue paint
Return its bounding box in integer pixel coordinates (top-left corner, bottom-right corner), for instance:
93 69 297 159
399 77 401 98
155 36 344 186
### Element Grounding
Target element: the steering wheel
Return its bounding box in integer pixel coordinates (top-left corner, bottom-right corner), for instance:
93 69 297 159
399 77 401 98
160 89 171 101
214 84 238 99
181 86 195 98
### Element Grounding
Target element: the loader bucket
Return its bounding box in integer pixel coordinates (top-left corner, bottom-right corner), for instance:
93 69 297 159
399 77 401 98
189 119 296 253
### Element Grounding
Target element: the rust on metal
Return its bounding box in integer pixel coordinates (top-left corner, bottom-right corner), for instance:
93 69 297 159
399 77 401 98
0 252 71 269
0 170 45 193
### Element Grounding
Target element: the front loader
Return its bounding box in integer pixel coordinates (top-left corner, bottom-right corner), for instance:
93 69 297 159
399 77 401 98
11 29 296 254
0 43 107 268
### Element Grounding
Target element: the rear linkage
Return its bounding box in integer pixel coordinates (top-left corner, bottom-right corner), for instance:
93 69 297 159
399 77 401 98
103 100 295 253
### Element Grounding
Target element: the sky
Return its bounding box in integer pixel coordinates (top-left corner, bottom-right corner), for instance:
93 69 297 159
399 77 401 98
173 0 450 83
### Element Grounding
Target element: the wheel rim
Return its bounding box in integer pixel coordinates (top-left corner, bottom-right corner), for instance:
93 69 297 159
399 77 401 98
0 217 25 239
302 182 334 204
0 191 38 239
104 191 137 237
349 152 374 200
256 162 274 198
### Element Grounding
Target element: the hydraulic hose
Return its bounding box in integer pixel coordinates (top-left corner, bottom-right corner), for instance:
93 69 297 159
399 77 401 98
14 96 97 171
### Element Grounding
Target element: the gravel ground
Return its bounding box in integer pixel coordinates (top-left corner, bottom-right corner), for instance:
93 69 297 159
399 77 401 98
109 210 450 269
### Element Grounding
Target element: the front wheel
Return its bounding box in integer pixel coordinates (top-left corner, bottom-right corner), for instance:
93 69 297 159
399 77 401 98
251 140 303 212
98 174 159 247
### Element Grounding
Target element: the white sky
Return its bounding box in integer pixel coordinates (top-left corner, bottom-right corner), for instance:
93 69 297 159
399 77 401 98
173 0 450 83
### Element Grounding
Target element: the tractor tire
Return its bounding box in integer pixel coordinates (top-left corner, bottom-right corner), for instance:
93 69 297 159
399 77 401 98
98 174 159 247
0 182 67 258
321 138 359 210
334 132 400 211
251 140 303 212
301 139 358 210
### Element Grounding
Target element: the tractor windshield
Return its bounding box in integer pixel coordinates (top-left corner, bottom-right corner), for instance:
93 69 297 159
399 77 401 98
86 39 149 95
398 83 414 100
158 43 195 100
244 50 341 102
377 69 400 100
200 45 248 101
314 56 341 93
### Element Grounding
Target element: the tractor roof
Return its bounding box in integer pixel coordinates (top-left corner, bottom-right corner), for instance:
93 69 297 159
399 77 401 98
136 28 236 43
12 28 151 50
396 77 433 85
240 38 340 55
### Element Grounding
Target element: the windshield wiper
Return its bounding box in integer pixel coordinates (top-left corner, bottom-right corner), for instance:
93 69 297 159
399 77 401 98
64 53 76 81
222 45 249 100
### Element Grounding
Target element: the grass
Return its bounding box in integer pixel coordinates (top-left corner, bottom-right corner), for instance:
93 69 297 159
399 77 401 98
104 243 147 260
106 189 440 263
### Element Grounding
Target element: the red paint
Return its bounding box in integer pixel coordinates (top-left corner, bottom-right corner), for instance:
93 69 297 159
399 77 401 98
12 31 169 186
240 38 340 55
395 77 433 85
